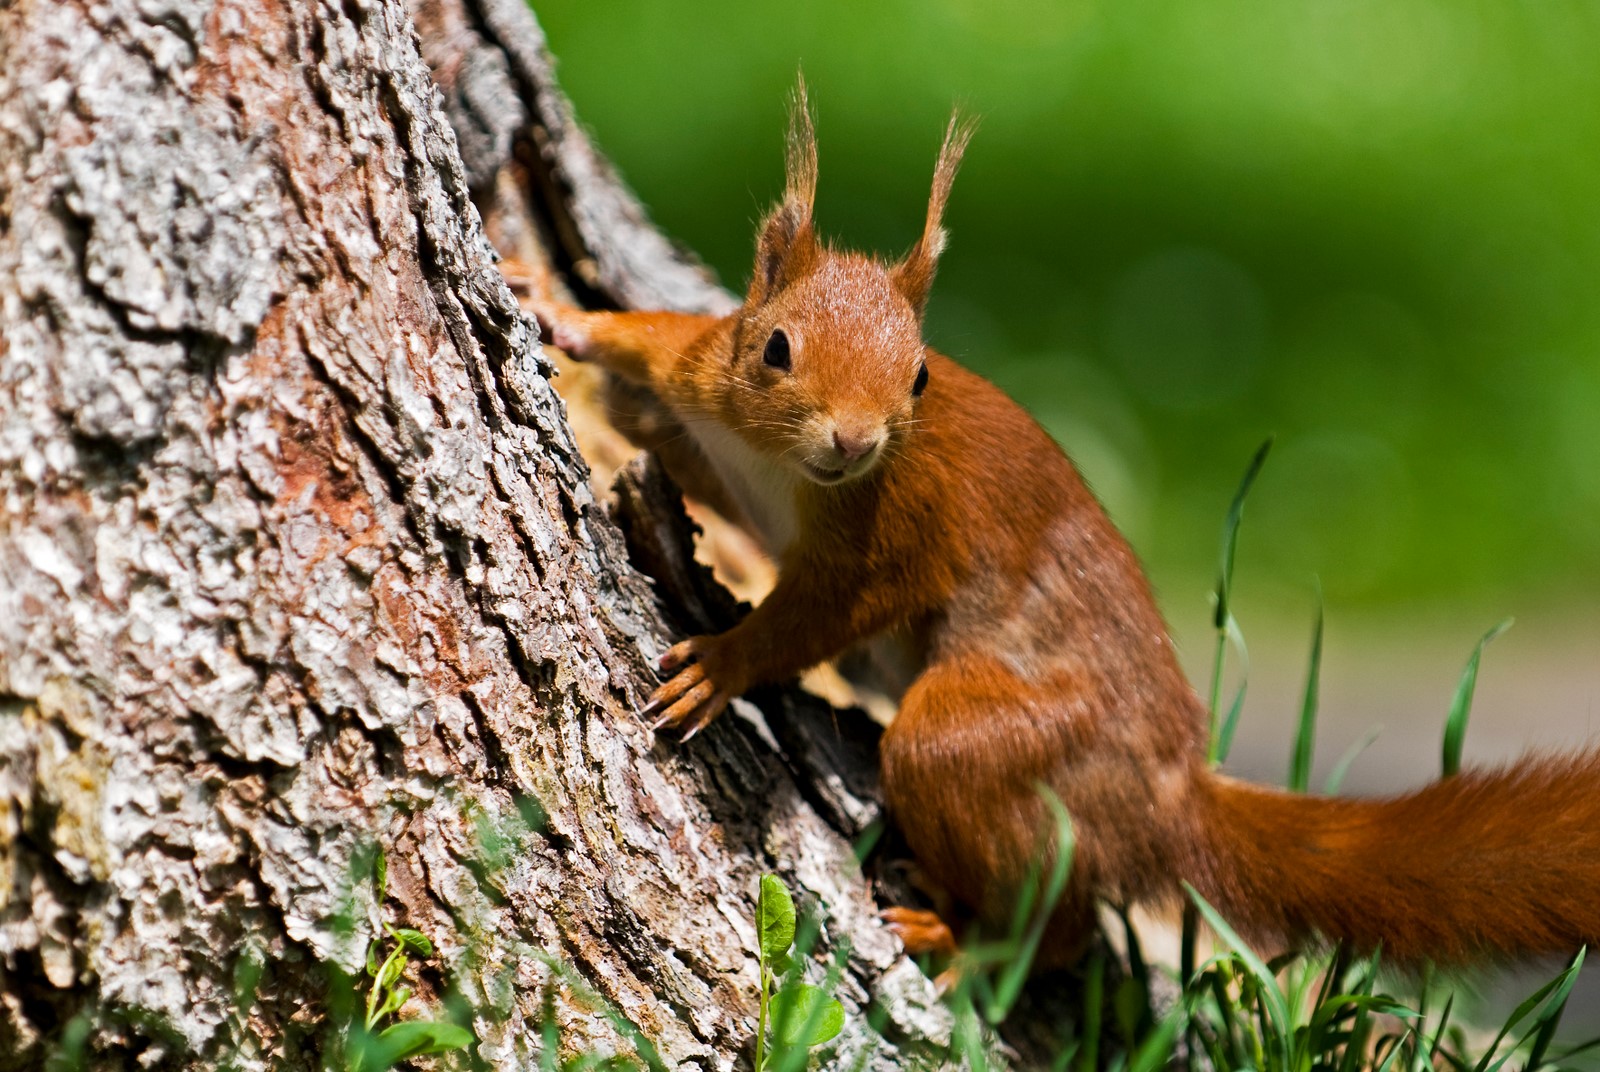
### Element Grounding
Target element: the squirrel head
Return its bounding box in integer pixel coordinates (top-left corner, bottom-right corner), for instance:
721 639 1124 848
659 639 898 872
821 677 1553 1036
719 81 973 487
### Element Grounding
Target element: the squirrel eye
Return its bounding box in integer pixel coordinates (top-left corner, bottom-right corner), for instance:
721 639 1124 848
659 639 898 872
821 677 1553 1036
763 329 792 371
912 361 929 397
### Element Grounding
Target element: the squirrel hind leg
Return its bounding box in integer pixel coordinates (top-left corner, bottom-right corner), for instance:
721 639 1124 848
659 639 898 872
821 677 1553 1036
881 906 959 960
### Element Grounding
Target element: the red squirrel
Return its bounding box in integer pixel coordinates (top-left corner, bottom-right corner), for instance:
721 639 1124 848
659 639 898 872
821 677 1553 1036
516 88 1600 969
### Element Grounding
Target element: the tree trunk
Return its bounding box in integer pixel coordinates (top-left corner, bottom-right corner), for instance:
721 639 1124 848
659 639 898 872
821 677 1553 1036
0 2 1072 1069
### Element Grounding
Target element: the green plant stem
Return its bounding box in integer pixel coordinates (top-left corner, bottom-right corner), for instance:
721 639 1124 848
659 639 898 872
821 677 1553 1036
365 947 402 1030
756 960 769 1072
1207 634 1226 764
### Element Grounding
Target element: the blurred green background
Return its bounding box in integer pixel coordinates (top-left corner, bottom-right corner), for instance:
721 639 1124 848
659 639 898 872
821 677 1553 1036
535 0 1600 628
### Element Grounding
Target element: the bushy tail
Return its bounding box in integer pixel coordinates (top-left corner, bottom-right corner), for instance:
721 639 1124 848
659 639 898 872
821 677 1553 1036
1189 753 1600 966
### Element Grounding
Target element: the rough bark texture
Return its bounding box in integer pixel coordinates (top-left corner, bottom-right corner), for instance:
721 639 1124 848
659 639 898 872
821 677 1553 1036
0 1 1000 1069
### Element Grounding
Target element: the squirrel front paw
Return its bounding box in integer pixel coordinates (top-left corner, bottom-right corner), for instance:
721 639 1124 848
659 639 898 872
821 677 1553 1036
522 296 592 358
642 635 748 739
495 262 593 358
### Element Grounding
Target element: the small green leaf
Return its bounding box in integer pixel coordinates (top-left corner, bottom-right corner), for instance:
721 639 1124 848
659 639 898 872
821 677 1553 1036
44 1011 92 1072
374 985 411 1026
378 950 407 991
372 1020 475 1063
388 927 434 956
757 875 796 964
771 984 844 1048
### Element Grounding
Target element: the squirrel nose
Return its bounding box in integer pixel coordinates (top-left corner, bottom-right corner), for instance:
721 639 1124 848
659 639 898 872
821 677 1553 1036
832 428 883 463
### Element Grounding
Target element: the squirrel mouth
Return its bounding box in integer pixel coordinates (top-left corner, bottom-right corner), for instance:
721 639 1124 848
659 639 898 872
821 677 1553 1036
802 462 848 484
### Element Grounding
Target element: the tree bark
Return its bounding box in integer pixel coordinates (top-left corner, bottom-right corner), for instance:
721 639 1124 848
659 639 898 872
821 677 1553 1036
0 2 995 1069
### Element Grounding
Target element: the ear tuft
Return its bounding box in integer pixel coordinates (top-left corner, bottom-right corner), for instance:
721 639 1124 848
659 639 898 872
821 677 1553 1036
748 74 821 304
891 111 976 317
784 75 819 214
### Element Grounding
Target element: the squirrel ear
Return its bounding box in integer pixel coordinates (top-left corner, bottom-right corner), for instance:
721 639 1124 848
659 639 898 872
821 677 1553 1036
749 76 820 305
891 112 975 317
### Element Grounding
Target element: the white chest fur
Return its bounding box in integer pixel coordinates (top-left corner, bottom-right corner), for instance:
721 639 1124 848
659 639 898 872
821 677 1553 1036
687 420 801 556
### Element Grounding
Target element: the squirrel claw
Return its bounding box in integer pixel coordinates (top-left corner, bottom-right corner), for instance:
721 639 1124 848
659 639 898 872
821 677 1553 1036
658 638 700 674
640 635 740 737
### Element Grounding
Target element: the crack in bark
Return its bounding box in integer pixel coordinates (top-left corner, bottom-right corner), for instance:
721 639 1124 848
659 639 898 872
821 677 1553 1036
298 345 441 561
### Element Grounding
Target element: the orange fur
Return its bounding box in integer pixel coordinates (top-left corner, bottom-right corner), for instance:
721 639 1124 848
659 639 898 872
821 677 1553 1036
517 85 1600 968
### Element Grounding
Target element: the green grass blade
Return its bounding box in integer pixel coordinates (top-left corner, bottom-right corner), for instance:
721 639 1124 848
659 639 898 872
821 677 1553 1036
1214 681 1248 767
1193 1017 1232 1072
1049 1040 1082 1072
1185 885 1291 1045
1126 1008 1186 1072
1427 991 1456 1068
1442 618 1513 777
541 982 560 1072
988 789 1075 1021
1119 906 1149 995
1311 994 1419 1035
1339 1005 1375 1072
1208 438 1273 763
1215 438 1274 631
952 990 990 1072
1179 903 1201 1068
1411 964 1435 1072
1325 726 1383 794
1472 948 1583 1072
1553 1034 1600 1063
1180 899 1199 986
1289 585 1324 793
1521 947 1586 1071
1206 968 1248 1071
1077 952 1105 1072
1308 956 1345 1059
1214 616 1251 765
1377 1030 1415 1072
